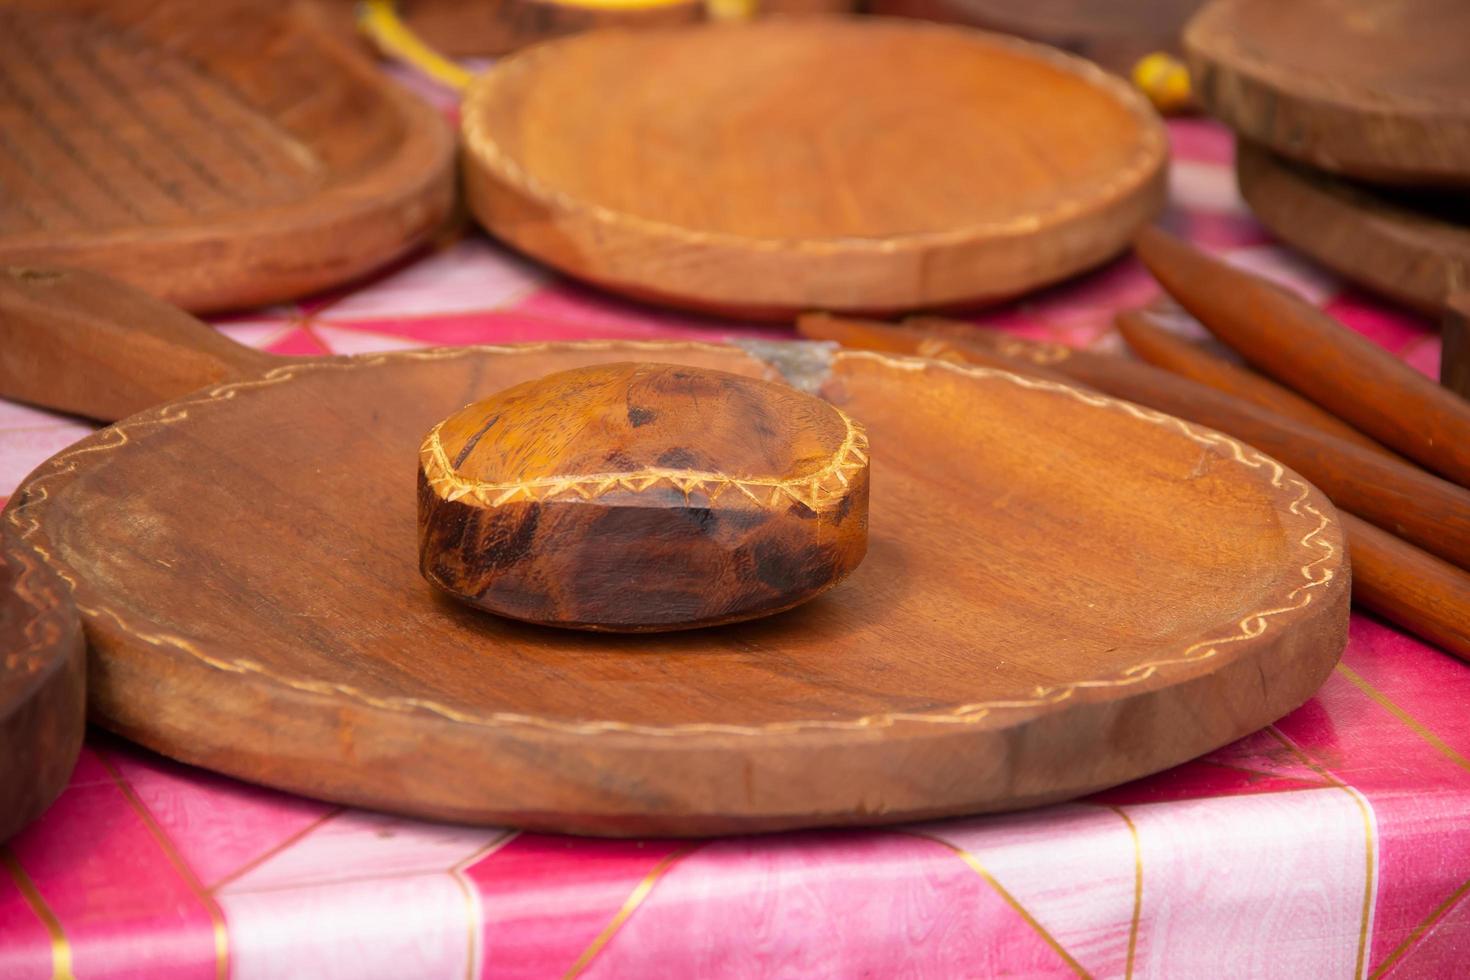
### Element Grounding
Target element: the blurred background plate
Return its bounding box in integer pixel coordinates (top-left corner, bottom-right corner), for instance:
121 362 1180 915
0 0 455 313
461 18 1168 319
1237 142 1470 316
1185 0 1470 186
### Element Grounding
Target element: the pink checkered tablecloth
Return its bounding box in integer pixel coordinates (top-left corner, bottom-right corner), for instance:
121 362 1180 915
1 102 1466 978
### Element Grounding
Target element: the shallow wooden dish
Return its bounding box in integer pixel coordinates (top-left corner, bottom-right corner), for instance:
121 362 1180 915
1237 143 1470 316
5 335 1349 835
0 524 85 843
461 18 1168 318
1186 0 1470 185
0 0 455 312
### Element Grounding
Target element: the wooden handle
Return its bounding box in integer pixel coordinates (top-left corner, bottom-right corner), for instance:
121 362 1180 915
1115 308 1400 459
1134 225 1470 488
1445 293 1470 400
799 313 1470 573
1343 514 1470 663
0 266 278 423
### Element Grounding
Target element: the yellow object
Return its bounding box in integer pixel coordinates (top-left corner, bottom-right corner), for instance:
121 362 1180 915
1132 51 1192 115
706 0 759 20
357 0 474 92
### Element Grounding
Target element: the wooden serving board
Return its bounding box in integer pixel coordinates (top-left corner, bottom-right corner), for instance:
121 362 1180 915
0 523 84 843
461 18 1168 319
1 293 1349 834
0 0 455 313
1237 143 1470 316
1186 0 1470 185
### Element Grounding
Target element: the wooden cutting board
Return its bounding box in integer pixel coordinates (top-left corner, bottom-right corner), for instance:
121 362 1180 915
0 0 455 313
0 270 1349 835
461 18 1168 319
0 523 84 843
1237 143 1470 315
1186 0 1470 185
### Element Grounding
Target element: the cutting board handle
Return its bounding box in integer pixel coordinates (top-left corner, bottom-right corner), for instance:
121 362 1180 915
0 266 278 423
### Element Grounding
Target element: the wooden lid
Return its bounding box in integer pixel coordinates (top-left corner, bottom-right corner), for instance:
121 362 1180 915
1186 0 1470 184
419 362 870 630
462 18 1168 317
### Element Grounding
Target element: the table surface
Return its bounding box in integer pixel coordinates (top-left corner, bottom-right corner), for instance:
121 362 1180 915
1 99 1467 980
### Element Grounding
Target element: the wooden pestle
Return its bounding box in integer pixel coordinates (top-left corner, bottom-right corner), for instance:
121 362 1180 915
1134 226 1470 488
796 312 1470 662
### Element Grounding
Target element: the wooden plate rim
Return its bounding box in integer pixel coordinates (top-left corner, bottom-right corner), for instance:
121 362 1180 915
0 525 85 841
460 19 1169 254
4 341 1346 742
1236 142 1470 314
1184 0 1468 117
0 7 457 310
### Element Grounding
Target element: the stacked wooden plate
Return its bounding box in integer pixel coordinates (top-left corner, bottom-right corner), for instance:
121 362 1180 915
1185 0 1470 314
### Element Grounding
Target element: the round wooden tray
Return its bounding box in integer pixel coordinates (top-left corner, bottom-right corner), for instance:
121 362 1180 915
1237 143 1470 315
461 19 1168 318
5 341 1349 835
0 0 455 313
1186 0 1470 185
0 523 84 843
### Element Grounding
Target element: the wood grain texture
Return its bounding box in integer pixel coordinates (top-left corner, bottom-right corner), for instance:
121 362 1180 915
1236 143 1470 315
1185 0 1470 185
1341 513 1470 664
0 0 455 313
419 362 870 630
461 18 1168 318
1445 294 1470 399
801 313 1470 660
0 523 84 843
1115 307 1397 457
865 0 1206 73
1 327 1347 834
1135 226 1470 490
800 313 1470 572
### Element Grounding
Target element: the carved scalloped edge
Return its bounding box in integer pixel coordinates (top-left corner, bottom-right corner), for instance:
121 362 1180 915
1 540 66 677
4 343 1341 738
420 408 868 512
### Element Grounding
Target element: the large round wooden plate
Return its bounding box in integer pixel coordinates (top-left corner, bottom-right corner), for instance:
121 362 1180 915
0 523 84 842
4 342 1348 836
461 19 1168 318
0 0 454 313
1186 0 1470 185
1237 143 1470 315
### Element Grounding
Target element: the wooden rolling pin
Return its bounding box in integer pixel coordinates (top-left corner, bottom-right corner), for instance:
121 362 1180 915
1134 226 1470 488
1110 312 1470 660
797 313 1470 662
1115 309 1399 459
